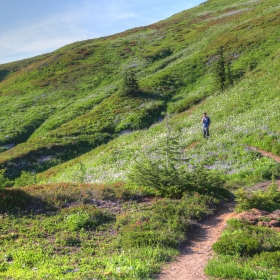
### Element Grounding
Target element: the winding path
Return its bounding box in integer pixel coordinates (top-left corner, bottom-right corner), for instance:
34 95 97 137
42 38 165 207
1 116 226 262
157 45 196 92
249 147 280 163
156 202 236 280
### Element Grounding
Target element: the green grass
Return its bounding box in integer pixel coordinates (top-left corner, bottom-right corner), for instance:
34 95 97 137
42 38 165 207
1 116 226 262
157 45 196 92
0 0 279 185
0 183 219 279
205 218 280 279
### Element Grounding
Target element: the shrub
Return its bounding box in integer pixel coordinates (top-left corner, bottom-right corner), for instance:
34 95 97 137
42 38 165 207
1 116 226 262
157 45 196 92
14 171 37 187
62 205 115 231
235 183 280 212
120 70 140 96
207 218 280 279
129 158 227 198
212 218 280 257
117 194 218 249
65 213 91 231
0 188 31 213
0 169 14 188
212 232 261 256
212 46 233 92
128 156 190 198
55 232 81 246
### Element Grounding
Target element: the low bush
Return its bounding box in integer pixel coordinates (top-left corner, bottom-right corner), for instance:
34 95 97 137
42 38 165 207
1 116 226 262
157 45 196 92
0 169 13 188
205 254 277 279
55 232 81 246
0 188 31 213
213 219 280 256
129 158 227 198
62 205 115 230
65 213 91 231
14 171 37 187
235 183 280 212
212 231 261 256
206 218 280 279
117 193 218 249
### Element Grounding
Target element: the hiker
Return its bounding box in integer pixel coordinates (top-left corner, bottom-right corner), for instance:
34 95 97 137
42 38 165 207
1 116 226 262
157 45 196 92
201 112 211 138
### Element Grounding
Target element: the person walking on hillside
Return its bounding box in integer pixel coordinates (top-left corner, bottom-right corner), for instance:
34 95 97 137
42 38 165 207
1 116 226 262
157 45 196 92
201 112 211 138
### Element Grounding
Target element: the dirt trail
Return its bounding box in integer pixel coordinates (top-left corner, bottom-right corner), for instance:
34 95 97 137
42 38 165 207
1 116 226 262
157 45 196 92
157 202 236 280
249 147 280 163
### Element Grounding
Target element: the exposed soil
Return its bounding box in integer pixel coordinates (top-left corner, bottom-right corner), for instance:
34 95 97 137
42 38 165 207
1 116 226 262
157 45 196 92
249 146 280 163
236 208 280 231
157 201 236 280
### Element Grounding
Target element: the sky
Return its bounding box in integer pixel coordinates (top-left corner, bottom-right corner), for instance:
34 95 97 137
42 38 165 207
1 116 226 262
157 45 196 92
0 0 205 64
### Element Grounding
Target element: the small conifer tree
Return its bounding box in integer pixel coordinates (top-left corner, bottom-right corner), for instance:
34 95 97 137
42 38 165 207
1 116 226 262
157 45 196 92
213 46 234 92
214 46 227 92
226 61 233 87
121 70 139 96
128 115 190 198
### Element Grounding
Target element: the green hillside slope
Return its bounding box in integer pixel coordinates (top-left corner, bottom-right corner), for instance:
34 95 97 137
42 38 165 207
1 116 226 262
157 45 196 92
0 0 279 184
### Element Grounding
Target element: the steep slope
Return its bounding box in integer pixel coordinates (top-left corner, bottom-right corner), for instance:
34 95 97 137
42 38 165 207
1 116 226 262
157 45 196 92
0 0 279 183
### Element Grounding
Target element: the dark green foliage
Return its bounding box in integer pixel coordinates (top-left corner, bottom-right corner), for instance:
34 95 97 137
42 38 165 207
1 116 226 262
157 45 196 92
213 46 234 92
235 183 280 212
117 193 218 249
0 69 10 82
128 119 190 198
129 119 226 198
214 46 227 92
207 218 280 279
128 157 189 198
14 171 37 187
0 169 13 188
0 188 32 213
121 70 140 96
212 231 261 256
226 61 234 87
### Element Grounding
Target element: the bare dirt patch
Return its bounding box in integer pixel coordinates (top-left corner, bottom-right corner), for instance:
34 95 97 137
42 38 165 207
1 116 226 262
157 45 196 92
157 201 236 280
249 147 280 163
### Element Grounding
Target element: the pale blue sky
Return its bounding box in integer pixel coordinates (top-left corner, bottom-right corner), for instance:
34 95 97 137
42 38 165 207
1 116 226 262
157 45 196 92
0 0 205 64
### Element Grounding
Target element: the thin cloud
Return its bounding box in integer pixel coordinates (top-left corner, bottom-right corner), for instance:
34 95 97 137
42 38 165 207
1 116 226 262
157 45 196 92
0 1 100 63
0 0 204 64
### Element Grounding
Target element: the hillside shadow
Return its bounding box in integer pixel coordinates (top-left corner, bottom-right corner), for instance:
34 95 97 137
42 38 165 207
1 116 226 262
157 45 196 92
0 69 10 82
0 188 54 215
138 91 166 101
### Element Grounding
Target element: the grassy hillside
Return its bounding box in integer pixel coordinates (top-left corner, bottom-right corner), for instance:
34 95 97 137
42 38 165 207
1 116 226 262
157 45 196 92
1 0 280 279
0 0 279 184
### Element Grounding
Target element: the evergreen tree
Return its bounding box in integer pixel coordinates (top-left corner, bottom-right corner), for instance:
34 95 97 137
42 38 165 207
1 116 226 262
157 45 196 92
214 46 227 92
121 70 139 96
128 115 190 198
226 61 233 87
213 46 233 92
162 115 186 168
